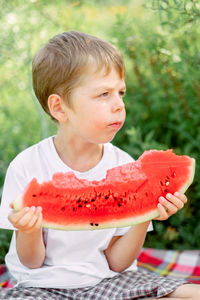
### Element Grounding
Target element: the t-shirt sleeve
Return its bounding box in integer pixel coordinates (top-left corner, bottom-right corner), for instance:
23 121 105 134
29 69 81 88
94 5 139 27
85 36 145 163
0 161 27 230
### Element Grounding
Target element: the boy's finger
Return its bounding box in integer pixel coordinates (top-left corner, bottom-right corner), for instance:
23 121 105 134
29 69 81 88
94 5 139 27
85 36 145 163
174 192 187 203
165 194 184 209
24 212 43 234
34 212 43 230
159 197 178 215
27 208 42 228
17 207 37 227
155 203 169 220
26 214 39 228
8 207 30 224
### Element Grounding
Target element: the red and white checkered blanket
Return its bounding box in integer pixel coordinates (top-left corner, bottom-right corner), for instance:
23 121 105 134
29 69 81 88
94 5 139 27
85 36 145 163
1 248 200 288
137 248 200 284
0 265 13 288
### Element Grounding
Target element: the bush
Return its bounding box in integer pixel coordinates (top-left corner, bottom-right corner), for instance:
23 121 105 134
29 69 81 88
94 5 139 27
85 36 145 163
111 0 200 249
0 230 12 263
0 0 200 263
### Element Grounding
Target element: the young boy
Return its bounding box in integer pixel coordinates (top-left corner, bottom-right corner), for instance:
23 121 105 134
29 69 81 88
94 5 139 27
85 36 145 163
0 31 199 300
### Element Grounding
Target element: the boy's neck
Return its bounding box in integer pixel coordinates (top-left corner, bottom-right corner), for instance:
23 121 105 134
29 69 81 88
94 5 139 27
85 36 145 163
53 133 103 172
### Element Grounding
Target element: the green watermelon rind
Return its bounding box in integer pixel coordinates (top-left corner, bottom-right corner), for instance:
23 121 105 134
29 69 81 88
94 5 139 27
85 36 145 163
41 209 159 231
178 158 195 193
13 195 23 211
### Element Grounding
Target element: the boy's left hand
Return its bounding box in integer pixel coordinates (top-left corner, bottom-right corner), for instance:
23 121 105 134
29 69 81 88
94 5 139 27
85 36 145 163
154 192 187 221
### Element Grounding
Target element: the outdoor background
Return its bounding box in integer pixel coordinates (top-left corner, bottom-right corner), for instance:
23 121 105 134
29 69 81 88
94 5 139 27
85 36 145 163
0 0 200 263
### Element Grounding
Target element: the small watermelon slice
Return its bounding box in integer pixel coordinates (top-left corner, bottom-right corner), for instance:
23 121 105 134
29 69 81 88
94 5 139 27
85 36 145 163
13 150 195 230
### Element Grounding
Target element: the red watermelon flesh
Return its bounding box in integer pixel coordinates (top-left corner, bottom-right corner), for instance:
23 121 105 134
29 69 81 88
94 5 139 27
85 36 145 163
13 150 195 230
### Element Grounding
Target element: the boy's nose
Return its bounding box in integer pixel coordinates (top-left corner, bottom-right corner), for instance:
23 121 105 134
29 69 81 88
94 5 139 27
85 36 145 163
112 94 125 112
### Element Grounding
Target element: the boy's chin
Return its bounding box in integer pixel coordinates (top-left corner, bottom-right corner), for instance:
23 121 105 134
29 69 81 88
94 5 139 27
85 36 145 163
89 130 120 144
99 134 117 144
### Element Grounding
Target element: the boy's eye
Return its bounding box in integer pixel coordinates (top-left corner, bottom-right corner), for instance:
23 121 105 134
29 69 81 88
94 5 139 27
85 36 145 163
98 90 126 98
100 92 108 97
119 91 126 97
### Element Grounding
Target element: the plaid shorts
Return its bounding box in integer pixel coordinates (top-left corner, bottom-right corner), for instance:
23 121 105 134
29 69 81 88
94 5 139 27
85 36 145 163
0 269 186 299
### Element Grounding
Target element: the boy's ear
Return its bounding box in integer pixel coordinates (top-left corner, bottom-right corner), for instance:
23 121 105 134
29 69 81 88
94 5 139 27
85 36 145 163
48 94 68 122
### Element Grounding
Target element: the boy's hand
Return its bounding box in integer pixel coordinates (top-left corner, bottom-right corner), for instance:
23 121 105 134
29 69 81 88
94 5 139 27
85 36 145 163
154 192 187 221
8 206 43 234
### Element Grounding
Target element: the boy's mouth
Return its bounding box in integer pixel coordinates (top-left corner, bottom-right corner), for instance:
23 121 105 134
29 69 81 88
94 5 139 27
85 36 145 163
108 121 122 129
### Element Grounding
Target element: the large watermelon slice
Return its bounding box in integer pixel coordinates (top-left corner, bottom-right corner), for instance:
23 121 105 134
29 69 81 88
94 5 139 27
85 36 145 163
13 150 195 230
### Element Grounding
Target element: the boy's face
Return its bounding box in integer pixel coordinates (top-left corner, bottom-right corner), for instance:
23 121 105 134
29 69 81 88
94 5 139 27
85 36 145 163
64 67 126 144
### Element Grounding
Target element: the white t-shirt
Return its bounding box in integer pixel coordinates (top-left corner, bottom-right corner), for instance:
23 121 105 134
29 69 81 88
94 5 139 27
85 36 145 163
0 137 152 289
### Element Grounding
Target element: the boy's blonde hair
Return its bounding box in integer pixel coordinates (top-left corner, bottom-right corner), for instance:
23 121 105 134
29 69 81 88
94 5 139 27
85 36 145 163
32 31 125 117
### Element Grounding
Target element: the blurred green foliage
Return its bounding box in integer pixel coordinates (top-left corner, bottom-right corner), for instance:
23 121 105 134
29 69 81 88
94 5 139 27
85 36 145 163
0 0 200 262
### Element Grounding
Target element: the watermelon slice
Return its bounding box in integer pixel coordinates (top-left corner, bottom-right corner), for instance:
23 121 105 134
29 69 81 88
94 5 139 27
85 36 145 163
13 150 195 230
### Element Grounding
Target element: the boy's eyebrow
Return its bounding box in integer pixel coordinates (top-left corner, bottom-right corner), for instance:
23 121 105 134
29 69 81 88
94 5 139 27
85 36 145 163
95 85 126 91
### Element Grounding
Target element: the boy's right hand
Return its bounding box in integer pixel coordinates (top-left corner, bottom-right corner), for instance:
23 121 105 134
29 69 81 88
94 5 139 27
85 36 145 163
8 206 43 234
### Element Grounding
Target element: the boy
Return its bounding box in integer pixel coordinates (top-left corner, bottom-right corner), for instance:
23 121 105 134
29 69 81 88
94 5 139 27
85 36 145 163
0 31 199 299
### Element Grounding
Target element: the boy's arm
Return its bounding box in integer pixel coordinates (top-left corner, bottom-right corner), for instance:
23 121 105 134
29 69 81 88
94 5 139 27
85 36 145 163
8 206 45 269
105 192 187 273
105 221 150 273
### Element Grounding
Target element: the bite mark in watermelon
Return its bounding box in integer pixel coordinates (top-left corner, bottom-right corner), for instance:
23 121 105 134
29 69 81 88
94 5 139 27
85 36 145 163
13 150 195 230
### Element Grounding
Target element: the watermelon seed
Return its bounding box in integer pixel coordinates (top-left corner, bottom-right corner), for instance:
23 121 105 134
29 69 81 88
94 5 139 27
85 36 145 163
32 194 36 197
84 201 88 204
73 208 76 211
165 181 170 186
164 189 168 193
95 223 99 226
105 196 109 199
61 207 65 211
90 222 94 226
160 181 164 186
170 168 176 178
77 199 81 203
91 199 95 202
118 203 121 207
78 204 82 208
114 197 117 201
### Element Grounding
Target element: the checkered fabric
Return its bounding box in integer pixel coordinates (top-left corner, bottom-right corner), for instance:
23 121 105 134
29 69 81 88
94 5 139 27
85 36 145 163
0 269 186 299
137 248 200 284
2 247 200 299
0 264 13 288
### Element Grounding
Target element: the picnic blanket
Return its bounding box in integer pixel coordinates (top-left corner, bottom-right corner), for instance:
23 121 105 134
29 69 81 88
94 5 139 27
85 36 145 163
138 248 200 284
1 248 200 288
0 265 13 288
